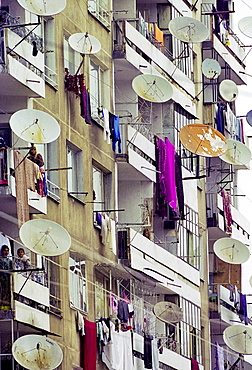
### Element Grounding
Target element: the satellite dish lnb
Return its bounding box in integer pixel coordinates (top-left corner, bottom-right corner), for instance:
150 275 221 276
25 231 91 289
9 109 60 144
19 219 71 256
168 17 209 43
179 124 227 157
153 301 183 324
12 334 63 370
220 139 251 166
68 33 101 54
219 80 238 102
202 58 221 79
238 17 252 38
17 0 66 16
213 237 250 264
223 325 252 354
132 74 173 103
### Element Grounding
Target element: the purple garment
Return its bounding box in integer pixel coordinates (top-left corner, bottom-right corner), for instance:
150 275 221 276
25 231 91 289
80 89 92 124
96 212 102 226
156 137 178 216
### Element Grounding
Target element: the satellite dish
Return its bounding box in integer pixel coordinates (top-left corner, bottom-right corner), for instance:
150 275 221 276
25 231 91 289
153 301 183 324
168 17 209 43
9 109 60 144
223 325 252 354
246 110 252 126
220 139 251 166
19 219 71 256
213 237 250 264
179 124 227 157
12 334 63 370
202 58 221 79
17 0 66 16
238 17 252 38
132 74 173 103
219 80 238 102
249 276 252 288
68 33 101 54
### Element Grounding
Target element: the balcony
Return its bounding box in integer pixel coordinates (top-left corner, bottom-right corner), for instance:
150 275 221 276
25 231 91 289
0 15 45 102
0 149 47 219
117 124 156 182
201 3 246 87
113 20 196 117
206 192 250 243
13 272 50 331
118 227 201 302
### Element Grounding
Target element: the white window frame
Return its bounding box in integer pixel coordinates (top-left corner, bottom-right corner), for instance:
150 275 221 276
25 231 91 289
88 0 111 28
69 256 87 312
93 165 112 220
64 35 80 75
67 144 84 202
89 61 104 118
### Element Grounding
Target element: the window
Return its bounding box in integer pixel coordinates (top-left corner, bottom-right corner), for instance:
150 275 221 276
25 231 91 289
69 255 87 312
90 61 104 118
67 144 84 201
44 18 57 87
180 297 201 362
45 140 60 201
64 35 80 75
95 274 109 319
88 0 111 28
178 206 200 269
93 165 112 214
46 257 62 315
28 14 57 87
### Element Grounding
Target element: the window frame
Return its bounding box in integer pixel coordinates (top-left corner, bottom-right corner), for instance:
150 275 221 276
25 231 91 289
69 255 87 312
89 61 105 119
67 143 84 202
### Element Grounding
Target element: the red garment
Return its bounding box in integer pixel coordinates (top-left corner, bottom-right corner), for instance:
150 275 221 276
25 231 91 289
84 319 97 370
191 358 200 370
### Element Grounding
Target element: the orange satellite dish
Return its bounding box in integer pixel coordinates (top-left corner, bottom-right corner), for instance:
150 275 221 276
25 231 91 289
179 124 227 157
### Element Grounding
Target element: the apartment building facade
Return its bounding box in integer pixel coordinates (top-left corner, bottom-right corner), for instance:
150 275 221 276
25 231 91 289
0 0 251 369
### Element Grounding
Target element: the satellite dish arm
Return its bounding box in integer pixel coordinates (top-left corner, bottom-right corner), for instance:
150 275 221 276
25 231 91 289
229 355 242 369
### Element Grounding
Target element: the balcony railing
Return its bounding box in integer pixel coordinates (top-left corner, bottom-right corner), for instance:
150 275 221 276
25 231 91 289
0 11 43 52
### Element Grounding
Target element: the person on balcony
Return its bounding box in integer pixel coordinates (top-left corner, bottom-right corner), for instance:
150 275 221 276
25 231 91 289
27 146 44 168
15 248 31 270
0 245 12 310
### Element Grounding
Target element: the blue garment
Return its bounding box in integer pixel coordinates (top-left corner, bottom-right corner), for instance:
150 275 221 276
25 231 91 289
109 114 121 152
239 293 248 325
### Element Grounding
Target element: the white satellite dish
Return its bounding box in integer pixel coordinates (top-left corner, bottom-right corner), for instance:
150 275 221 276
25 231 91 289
179 124 227 157
9 109 60 144
168 17 209 43
238 17 252 38
223 325 252 354
246 110 252 126
68 33 101 54
219 80 238 102
220 139 251 166
249 275 252 288
213 237 250 264
12 334 63 370
17 0 66 16
202 58 221 79
132 74 173 103
153 301 183 324
19 219 71 256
